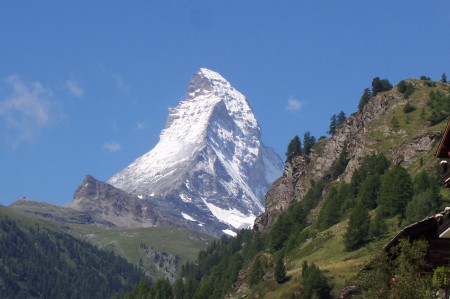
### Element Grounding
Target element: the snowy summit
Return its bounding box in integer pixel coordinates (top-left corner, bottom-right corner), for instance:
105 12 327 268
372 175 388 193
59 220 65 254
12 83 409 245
109 68 283 236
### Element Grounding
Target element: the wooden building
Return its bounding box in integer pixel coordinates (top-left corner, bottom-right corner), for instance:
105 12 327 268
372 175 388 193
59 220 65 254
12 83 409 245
387 118 450 264
436 119 450 188
385 208 450 268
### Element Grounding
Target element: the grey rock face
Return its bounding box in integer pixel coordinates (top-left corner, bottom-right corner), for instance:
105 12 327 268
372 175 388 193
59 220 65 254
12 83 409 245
73 175 183 228
255 88 441 232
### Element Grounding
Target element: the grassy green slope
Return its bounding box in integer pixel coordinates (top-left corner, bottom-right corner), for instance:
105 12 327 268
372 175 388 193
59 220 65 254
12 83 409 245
68 224 211 280
233 218 399 298
230 79 450 298
9 204 212 282
366 80 448 171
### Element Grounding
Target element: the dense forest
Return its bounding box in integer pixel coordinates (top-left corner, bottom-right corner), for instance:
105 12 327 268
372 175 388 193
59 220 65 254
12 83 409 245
0 214 142 299
117 151 441 298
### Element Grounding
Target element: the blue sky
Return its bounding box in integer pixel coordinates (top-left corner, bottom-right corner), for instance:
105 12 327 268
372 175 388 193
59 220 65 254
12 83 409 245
1 1 449 205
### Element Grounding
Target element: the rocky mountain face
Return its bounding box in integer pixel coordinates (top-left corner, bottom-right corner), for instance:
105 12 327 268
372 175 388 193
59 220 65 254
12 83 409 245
72 175 183 228
10 176 185 229
138 242 178 283
108 68 283 236
255 79 443 232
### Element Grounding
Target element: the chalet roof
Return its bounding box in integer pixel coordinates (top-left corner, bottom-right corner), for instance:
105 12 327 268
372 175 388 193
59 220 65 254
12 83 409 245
436 119 450 158
384 207 450 252
384 216 438 253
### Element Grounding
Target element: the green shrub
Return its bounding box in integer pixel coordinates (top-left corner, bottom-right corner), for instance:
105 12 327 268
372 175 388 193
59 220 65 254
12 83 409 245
433 266 450 289
403 103 416 113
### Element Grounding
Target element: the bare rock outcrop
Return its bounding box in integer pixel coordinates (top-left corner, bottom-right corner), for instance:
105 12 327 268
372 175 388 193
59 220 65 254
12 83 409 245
73 175 183 228
256 87 441 232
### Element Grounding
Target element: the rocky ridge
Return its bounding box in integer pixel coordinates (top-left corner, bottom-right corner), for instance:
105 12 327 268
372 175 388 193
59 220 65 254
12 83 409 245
255 79 443 232
73 175 183 228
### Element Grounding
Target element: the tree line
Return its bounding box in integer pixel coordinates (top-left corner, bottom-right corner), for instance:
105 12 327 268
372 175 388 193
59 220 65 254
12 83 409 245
0 215 142 299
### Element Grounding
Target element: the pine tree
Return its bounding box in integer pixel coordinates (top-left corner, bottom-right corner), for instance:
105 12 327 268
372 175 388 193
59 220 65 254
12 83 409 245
172 279 184 299
358 88 372 111
303 131 316 155
248 257 264 286
317 187 341 230
344 202 370 251
372 77 393 96
391 116 400 129
350 153 389 197
327 114 337 136
358 174 381 209
336 111 347 126
369 209 387 240
442 72 447 83
274 255 287 283
404 188 440 226
301 262 332 299
270 215 291 250
152 278 172 299
377 166 413 218
286 135 302 157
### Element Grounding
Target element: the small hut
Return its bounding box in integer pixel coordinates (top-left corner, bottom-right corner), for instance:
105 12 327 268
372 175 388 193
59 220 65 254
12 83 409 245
385 209 450 267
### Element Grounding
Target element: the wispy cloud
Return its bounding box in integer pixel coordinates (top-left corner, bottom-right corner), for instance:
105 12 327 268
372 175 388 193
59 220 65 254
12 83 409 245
99 65 130 92
112 73 129 92
135 122 148 130
65 80 84 97
0 76 62 147
285 96 304 112
103 141 121 152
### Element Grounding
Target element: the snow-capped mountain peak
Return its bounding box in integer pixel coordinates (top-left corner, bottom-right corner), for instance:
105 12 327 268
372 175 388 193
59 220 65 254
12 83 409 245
108 68 283 235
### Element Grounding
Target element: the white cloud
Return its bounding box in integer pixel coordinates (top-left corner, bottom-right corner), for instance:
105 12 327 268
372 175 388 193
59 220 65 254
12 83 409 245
112 73 129 92
135 122 148 130
103 141 122 152
65 80 84 97
285 96 304 111
0 76 62 147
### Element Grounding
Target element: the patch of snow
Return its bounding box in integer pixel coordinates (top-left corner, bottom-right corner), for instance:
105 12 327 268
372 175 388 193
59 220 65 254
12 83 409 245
179 193 192 203
203 199 255 229
222 229 237 237
181 212 196 222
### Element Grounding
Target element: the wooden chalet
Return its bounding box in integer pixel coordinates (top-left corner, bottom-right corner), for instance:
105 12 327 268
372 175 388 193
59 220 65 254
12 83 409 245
376 122 450 297
384 208 450 268
436 119 450 188
386 119 450 263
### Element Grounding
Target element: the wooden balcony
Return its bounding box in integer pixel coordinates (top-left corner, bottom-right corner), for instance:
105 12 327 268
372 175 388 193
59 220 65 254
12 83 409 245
441 161 450 188
437 120 450 188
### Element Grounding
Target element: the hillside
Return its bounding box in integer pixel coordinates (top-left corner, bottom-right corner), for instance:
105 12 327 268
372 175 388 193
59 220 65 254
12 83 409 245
0 207 142 299
239 78 450 298
10 200 212 283
119 76 450 298
256 78 448 233
234 77 450 298
69 225 212 282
